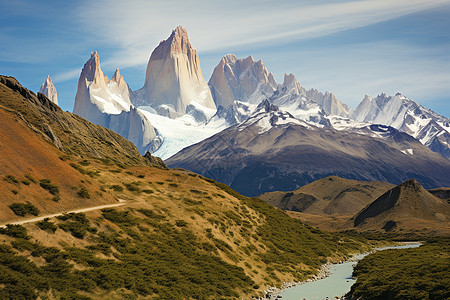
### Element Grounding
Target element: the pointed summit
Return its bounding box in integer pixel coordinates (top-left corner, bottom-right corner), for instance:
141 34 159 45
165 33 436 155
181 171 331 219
208 54 277 107
137 26 215 115
73 52 132 127
282 73 304 95
39 75 58 105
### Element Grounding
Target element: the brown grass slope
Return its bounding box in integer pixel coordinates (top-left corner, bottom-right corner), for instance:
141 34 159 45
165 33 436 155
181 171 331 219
353 179 450 235
0 75 153 223
260 176 394 216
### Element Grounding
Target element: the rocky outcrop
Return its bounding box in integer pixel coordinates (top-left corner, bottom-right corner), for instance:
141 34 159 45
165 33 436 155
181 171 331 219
39 75 58 105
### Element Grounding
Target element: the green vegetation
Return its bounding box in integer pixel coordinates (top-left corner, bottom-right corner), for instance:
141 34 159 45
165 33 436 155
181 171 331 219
349 238 449 300
8 202 40 217
124 181 141 192
109 184 123 192
57 213 97 239
0 208 254 299
0 224 29 239
39 179 59 195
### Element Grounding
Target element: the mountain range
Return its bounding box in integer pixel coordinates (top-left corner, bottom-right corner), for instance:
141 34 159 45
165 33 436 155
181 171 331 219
66 26 449 166
167 100 450 196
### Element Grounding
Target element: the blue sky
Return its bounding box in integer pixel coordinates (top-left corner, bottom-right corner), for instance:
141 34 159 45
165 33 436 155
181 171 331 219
1 0 449 117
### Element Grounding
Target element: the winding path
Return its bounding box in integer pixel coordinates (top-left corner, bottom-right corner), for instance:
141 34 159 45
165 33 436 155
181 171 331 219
0 202 126 228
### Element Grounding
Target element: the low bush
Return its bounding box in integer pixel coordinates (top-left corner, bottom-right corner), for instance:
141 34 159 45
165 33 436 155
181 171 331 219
3 175 19 185
8 202 40 217
77 187 91 199
39 179 59 195
0 224 29 239
36 218 57 233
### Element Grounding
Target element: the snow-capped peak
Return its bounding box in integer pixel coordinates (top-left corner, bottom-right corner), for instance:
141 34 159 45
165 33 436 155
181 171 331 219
352 92 450 159
238 100 312 133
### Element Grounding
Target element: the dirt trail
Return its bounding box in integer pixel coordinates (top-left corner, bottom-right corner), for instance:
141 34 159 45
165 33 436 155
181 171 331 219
0 202 126 228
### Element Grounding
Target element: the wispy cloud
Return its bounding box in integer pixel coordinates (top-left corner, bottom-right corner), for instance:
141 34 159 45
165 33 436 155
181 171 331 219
76 0 450 69
53 69 82 83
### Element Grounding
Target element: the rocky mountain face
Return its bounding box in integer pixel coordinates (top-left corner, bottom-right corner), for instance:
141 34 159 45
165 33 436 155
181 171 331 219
353 93 450 159
133 26 216 117
167 102 450 197
208 54 277 107
73 52 160 154
353 179 449 234
39 75 58 105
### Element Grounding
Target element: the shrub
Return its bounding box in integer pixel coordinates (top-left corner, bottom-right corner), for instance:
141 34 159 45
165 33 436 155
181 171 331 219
110 185 123 192
175 220 188 227
36 218 57 233
21 179 31 185
0 224 29 239
40 179 59 195
8 202 40 217
124 182 140 192
79 160 90 166
77 187 91 199
3 175 19 184
57 213 96 239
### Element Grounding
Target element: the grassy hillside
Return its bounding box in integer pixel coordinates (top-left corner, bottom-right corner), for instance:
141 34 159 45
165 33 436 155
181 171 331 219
0 76 374 298
0 162 374 299
347 238 449 300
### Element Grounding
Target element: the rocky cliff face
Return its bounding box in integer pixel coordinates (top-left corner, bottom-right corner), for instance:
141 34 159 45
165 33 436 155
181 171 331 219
133 26 216 116
39 75 58 105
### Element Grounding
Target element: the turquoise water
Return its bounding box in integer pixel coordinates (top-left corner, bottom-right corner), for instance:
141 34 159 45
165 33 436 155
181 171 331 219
279 243 421 300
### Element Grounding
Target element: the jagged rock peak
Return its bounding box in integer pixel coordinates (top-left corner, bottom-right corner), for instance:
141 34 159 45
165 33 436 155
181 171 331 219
208 54 277 107
282 73 304 93
139 26 216 114
151 25 196 60
79 51 108 85
111 68 127 87
39 75 58 105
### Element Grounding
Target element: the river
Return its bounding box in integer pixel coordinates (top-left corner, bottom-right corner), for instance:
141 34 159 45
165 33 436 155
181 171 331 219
277 242 422 300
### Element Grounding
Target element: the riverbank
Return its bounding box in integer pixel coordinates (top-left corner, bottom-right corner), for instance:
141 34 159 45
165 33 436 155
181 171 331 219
263 242 422 299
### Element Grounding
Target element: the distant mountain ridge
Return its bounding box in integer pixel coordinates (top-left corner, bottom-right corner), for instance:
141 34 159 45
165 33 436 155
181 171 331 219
167 100 450 197
353 93 450 159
